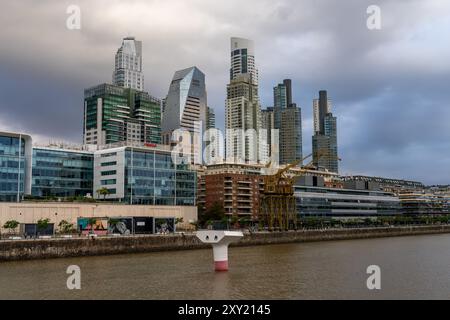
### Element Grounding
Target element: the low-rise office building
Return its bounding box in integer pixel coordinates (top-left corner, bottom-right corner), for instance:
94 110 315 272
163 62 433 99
0 132 32 202
32 146 94 198
399 192 450 215
94 145 196 205
1 131 197 207
294 185 401 218
294 176 400 218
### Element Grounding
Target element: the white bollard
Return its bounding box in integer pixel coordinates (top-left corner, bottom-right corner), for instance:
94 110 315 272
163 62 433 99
196 230 243 271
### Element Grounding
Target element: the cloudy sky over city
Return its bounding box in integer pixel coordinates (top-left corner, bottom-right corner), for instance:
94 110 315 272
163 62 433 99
0 0 449 184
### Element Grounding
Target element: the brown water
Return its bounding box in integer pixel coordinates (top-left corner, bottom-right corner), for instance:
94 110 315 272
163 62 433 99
1 234 450 299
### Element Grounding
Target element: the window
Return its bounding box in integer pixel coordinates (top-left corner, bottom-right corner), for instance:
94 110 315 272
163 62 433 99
101 161 117 167
101 179 116 185
101 152 117 158
101 170 117 176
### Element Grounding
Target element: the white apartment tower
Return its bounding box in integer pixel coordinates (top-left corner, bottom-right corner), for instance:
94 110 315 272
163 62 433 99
226 37 264 164
112 37 144 91
230 37 258 85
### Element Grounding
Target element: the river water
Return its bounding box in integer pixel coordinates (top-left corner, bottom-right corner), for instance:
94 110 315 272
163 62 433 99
0 234 449 299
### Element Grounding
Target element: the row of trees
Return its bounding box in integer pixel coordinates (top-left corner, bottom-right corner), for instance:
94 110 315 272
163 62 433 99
22 188 112 203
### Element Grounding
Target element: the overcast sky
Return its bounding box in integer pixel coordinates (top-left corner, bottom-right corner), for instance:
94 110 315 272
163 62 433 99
0 0 449 184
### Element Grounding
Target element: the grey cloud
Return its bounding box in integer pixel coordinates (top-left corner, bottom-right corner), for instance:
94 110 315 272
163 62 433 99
0 0 449 184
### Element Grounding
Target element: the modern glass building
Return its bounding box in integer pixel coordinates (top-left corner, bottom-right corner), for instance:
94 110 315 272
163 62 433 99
161 66 207 145
94 146 196 206
295 185 401 218
0 132 32 202
31 147 94 198
83 83 161 146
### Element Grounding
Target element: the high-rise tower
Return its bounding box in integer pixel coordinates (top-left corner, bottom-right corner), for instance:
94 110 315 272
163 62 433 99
226 38 262 164
312 90 338 173
112 37 144 91
161 66 207 145
230 37 258 85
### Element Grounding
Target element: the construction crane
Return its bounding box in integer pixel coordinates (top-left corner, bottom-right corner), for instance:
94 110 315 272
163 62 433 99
260 153 342 230
260 159 305 231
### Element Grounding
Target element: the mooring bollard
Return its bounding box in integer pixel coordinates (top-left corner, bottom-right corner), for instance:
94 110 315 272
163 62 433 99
196 230 243 271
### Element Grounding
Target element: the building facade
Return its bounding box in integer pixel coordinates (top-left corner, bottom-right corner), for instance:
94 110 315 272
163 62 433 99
295 185 400 218
230 37 258 85
280 105 303 165
261 107 279 162
31 147 94 198
312 90 339 173
197 163 264 218
226 37 264 164
0 132 32 202
94 145 196 206
161 67 207 148
112 37 144 91
206 106 216 130
83 83 161 146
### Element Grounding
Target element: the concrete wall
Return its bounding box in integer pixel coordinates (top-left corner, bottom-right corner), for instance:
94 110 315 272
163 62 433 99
1 225 449 261
0 202 197 232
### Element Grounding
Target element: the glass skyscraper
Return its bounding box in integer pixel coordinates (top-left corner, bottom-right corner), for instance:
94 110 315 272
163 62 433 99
161 66 207 145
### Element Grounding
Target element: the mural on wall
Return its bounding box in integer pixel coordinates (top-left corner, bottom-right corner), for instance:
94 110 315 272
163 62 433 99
154 218 175 234
77 218 108 235
108 218 133 235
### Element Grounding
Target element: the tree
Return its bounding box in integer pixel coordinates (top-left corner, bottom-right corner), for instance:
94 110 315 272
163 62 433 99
3 220 19 235
58 220 74 234
200 202 225 227
96 187 110 200
37 218 51 236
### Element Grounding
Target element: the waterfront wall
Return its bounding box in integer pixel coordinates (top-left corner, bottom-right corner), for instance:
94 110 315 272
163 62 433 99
1 225 450 261
0 202 197 232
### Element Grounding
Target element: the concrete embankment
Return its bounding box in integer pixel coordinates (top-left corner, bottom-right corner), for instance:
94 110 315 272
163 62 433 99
1 225 450 262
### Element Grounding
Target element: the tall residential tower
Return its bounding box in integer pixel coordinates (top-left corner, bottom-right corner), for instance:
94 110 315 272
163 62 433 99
112 37 144 91
312 90 338 173
225 37 263 163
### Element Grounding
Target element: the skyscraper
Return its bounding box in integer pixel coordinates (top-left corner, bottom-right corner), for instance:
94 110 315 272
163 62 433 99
83 83 161 146
280 105 302 165
226 38 263 164
230 37 258 85
206 106 216 130
270 79 303 165
261 107 279 163
312 90 339 173
112 37 144 91
161 66 207 145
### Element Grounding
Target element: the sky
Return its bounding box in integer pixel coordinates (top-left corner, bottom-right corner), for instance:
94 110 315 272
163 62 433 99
0 0 449 185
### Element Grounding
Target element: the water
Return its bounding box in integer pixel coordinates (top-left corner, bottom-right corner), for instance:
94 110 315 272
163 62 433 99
1 234 450 299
